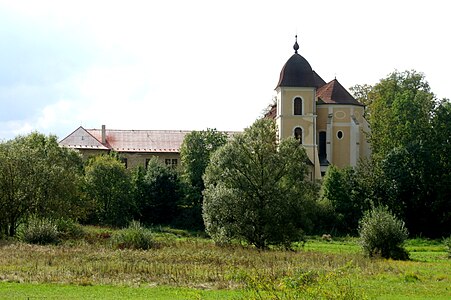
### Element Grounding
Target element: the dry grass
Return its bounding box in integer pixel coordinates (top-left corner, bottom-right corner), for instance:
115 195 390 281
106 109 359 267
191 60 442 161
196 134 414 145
0 230 450 299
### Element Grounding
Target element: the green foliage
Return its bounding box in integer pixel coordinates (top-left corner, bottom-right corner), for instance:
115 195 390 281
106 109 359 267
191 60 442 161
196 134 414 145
111 221 154 250
320 165 370 235
368 70 435 161
132 158 181 226
83 154 134 227
358 206 409 260
0 132 84 237
358 70 451 237
21 217 60 245
444 236 451 258
179 128 228 229
55 218 85 240
203 118 317 249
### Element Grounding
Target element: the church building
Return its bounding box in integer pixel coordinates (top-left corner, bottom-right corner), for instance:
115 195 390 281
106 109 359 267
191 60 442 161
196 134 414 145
266 36 370 179
59 37 370 178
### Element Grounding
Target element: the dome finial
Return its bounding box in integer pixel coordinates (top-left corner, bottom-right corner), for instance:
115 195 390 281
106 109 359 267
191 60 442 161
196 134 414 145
293 35 299 54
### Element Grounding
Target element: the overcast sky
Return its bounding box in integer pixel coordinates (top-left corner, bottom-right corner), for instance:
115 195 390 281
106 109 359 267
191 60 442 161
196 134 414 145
0 0 449 141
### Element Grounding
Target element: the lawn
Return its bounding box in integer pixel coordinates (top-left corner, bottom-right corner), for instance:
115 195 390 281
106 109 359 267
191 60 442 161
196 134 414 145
0 228 449 299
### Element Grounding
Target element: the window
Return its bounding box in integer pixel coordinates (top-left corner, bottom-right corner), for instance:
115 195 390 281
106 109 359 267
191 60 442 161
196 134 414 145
294 97 302 115
121 158 128 169
319 131 327 161
337 130 344 140
294 127 303 144
165 158 178 167
145 158 150 168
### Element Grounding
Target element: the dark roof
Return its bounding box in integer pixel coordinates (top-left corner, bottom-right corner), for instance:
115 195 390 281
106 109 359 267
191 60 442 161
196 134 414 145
276 53 317 88
316 79 363 106
313 71 326 88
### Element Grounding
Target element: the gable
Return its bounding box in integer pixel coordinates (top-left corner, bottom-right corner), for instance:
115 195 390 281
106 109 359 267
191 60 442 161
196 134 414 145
59 126 109 150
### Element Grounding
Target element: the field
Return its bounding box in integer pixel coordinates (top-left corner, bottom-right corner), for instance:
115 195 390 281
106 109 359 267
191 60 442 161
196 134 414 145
0 227 450 299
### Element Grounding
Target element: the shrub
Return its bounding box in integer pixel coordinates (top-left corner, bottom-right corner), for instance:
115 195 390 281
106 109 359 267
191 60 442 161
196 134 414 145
358 206 409 260
111 221 154 250
444 236 451 258
55 218 85 240
21 217 59 245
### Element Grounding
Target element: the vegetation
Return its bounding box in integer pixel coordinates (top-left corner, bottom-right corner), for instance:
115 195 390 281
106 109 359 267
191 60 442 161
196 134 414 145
83 154 134 227
358 206 409 260
132 158 180 226
111 221 154 250
0 231 449 299
0 133 84 237
203 118 318 249
20 217 60 245
320 165 370 235
179 128 228 229
351 70 451 237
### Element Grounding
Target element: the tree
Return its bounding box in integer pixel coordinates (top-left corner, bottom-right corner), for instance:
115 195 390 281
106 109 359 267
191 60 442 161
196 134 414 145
83 154 133 227
320 165 370 235
362 70 450 237
179 129 227 229
203 118 317 249
368 70 435 161
349 83 373 118
0 133 84 237
133 157 181 226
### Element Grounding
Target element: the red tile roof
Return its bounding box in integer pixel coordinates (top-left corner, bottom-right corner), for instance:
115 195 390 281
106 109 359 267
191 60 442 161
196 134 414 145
88 129 189 152
316 79 363 106
60 127 239 153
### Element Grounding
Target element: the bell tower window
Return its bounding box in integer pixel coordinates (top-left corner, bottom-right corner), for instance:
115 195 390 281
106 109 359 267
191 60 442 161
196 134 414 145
294 97 302 115
294 127 303 144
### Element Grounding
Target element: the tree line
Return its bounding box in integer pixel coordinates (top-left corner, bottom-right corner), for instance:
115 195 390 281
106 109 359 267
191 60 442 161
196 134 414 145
0 69 449 248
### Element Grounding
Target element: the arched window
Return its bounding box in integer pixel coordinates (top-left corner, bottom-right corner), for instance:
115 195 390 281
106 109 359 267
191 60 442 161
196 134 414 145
294 97 302 115
294 127 303 144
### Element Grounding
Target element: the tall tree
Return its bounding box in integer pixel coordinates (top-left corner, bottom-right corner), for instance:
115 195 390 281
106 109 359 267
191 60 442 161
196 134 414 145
369 70 435 161
133 157 181 225
320 165 370 234
0 133 84 236
83 154 133 227
364 70 450 236
179 129 227 229
203 118 318 249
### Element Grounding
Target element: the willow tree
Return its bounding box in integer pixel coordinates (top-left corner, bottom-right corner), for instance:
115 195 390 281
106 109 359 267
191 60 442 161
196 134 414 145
203 118 317 249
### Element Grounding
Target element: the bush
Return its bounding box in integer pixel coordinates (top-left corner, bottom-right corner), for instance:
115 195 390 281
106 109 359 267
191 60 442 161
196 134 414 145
21 218 60 245
444 236 451 258
55 218 85 240
111 221 154 250
358 206 409 260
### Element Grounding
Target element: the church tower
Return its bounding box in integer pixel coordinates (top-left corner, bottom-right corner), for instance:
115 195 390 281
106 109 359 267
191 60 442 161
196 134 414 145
274 36 322 180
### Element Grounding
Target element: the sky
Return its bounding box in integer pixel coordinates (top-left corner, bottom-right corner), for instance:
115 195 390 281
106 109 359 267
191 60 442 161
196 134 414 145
0 0 450 141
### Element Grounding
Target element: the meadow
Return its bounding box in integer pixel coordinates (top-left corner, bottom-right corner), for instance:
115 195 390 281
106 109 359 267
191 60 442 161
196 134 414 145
0 227 449 299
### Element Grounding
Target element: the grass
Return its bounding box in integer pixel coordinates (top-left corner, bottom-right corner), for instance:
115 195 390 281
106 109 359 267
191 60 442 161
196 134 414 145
0 229 450 299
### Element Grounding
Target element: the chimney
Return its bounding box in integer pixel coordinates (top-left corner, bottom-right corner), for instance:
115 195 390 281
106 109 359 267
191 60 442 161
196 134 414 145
101 125 106 144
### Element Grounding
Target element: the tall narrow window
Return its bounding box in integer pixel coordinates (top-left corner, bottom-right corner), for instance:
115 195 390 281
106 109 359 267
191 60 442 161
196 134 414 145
319 131 327 161
294 97 302 115
294 127 303 144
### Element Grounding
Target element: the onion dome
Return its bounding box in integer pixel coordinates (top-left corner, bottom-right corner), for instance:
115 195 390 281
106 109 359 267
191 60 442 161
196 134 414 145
276 35 316 88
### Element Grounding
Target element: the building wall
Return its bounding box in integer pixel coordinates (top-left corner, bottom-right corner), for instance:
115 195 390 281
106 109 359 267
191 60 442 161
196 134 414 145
120 152 180 169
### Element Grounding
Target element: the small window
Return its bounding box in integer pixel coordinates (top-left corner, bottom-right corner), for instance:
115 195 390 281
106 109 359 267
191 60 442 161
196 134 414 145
337 130 344 140
165 158 178 168
294 97 302 115
294 127 303 144
145 158 151 168
121 158 128 169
